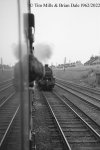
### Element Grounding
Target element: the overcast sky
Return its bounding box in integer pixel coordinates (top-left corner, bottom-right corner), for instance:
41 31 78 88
31 0 100 65
0 0 100 65
0 0 19 66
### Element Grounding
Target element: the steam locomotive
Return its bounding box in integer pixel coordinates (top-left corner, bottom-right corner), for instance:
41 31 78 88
14 54 55 91
29 55 55 91
37 64 55 91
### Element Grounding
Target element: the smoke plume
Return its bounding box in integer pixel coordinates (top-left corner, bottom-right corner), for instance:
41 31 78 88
34 43 53 63
12 43 27 61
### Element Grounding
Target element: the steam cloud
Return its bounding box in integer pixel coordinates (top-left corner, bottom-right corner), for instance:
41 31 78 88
12 43 19 60
34 43 53 63
12 42 53 65
12 43 27 61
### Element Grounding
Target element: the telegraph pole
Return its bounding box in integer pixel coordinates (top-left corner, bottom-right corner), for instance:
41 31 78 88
63 57 66 71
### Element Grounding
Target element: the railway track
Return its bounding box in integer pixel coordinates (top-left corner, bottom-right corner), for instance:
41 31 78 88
0 91 20 148
43 91 100 150
0 79 15 106
0 78 14 89
55 78 100 125
0 79 21 150
32 89 66 149
56 78 100 99
0 105 20 150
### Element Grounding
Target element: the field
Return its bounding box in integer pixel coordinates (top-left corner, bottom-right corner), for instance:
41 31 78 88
53 65 100 88
0 69 13 82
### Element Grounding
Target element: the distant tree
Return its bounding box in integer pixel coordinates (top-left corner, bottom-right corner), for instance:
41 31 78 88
95 56 99 59
90 55 94 60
